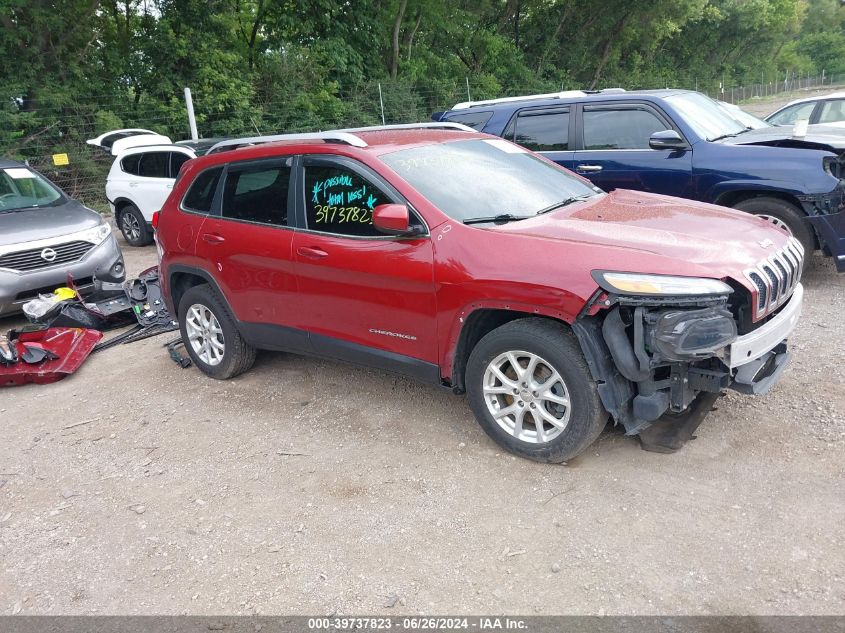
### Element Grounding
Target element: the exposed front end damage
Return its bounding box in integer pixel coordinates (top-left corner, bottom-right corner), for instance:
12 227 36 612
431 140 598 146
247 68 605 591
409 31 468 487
800 163 845 271
573 243 805 450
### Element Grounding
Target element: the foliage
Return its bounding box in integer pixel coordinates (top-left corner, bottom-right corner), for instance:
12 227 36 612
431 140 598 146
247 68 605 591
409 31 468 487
1 0 844 207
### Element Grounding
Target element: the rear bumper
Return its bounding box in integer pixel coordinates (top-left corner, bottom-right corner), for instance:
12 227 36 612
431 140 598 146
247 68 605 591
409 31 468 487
0 234 125 317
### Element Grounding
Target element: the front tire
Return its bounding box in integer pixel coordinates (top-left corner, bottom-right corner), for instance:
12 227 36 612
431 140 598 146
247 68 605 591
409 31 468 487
466 318 607 462
178 284 256 380
118 203 152 247
733 196 814 256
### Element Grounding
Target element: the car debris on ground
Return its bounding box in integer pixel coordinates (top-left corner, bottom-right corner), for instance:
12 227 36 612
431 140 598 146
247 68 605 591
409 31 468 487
0 266 184 387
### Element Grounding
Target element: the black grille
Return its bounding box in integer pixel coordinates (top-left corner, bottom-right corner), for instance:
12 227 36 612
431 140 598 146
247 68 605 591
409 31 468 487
0 241 95 272
774 259 789 289
762 265 779 302
749 272 767 310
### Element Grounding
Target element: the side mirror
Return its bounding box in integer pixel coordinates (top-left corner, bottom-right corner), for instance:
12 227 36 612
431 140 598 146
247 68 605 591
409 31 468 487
649 129 688 151
373 203 416 235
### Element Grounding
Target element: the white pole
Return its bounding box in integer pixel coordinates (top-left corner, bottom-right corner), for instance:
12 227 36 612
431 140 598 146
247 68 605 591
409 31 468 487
184 87 198 141
378 83 386 125
466 76 471 101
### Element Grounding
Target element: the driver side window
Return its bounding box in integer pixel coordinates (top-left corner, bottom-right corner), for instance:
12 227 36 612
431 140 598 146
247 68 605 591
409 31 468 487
303 161 391 237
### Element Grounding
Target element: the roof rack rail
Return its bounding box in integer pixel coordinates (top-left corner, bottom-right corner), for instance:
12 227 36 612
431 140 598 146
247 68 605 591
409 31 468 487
207 131 368 154
206 122 474 154
451 88 628 110
451 90 587 110
338 122 475 133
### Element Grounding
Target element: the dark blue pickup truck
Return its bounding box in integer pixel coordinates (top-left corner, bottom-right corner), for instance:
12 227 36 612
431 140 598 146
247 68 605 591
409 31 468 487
434 89 845 271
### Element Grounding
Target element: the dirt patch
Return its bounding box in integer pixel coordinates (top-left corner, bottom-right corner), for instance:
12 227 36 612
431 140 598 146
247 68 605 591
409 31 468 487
0 228 843 615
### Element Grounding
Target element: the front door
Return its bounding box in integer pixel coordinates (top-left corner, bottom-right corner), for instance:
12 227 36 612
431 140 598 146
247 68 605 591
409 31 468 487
573 103 693 198
291 156 439 375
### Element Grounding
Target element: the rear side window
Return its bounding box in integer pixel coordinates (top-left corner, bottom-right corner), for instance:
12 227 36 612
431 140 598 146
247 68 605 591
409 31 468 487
443 110 493 131
505 109 569 151
582 107 668 150
121 154 142 176
137 152 170 178
169 153 191 178
818 100 845 124
182 166 222 214
220 159 291 226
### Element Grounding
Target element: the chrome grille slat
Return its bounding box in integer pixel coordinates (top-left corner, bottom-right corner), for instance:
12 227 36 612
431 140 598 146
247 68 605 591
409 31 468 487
0 240 95 272
744 237 804 320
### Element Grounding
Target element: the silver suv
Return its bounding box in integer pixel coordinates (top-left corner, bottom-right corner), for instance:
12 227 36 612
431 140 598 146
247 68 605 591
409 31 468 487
0 159 125 317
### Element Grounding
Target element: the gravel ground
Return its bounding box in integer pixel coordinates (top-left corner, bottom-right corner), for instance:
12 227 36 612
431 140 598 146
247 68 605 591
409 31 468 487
739 86 845 118
0 212 843 617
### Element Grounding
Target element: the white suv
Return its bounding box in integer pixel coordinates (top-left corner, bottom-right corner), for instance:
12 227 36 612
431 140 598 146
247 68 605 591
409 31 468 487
106 144 195 246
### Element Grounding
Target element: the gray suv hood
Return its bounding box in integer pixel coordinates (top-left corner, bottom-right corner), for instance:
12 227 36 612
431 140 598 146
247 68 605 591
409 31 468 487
0 199 103 247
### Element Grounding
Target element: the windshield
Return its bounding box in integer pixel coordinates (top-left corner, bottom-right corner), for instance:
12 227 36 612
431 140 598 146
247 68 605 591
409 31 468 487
0 167 64 211
717 101 769 130
665 92 748 141
379 139 599 223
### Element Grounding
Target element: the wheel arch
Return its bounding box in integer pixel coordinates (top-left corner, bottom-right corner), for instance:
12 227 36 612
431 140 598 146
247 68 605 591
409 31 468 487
711 187 805 214
166 264 232 320
111 197 136 221
446 306 576 393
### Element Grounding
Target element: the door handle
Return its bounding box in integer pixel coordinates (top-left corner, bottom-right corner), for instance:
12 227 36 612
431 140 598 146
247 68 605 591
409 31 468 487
201 233 225 245
576 164 603 173
297 246 329 259
129 181 139 187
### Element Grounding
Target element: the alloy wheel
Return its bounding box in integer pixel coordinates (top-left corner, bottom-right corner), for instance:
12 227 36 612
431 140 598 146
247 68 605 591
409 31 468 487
482 350 571 444
121 212 142 242
185 303 225 366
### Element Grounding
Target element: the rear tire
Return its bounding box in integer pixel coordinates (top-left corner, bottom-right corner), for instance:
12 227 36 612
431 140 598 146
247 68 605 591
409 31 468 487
178 284 256 380
733 196 814 256
466 318 607 463
118 203 152 247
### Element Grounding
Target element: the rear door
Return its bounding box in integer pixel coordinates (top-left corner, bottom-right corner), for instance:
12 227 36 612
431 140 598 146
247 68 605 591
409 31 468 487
193 157 302 343
572 102 693 198
501 107 575 169
290 155 439 373
132 150 195 220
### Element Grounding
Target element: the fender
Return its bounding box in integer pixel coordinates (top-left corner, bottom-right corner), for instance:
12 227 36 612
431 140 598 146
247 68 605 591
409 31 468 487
441 298 585 384
163 262 231 319
110 196 136 217
707 179 807 206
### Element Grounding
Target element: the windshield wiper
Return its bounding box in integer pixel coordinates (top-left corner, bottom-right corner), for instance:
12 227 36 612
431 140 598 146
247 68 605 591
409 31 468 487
535 194 594 216
463 213 531 225
710 129 750 142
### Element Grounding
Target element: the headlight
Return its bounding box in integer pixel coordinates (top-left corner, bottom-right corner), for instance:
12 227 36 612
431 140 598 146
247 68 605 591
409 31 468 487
592 271 733 296
80 221 112 245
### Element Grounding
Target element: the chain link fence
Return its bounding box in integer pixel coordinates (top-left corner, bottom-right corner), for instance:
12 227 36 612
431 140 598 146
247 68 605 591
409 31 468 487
4 73 845 214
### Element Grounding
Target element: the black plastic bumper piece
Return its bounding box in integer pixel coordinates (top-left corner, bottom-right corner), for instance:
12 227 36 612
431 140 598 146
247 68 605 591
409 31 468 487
730 343 790 395
638 392 720 454
805 209 845 272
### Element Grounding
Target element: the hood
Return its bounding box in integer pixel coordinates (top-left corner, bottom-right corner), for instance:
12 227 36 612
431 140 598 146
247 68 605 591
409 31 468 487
0 199 103 247
490 189 790 277
721 125 845 153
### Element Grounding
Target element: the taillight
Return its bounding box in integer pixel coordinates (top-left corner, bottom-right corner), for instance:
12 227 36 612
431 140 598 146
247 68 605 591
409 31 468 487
151 211 160 229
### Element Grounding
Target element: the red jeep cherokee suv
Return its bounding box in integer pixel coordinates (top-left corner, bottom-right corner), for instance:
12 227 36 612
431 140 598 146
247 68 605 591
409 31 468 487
157 124 804 462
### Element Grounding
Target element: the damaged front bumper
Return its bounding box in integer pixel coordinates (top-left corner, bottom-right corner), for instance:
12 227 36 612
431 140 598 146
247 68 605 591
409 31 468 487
573 284 803 438
726 282 803 393
806 209 845 272
799 188 845 271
